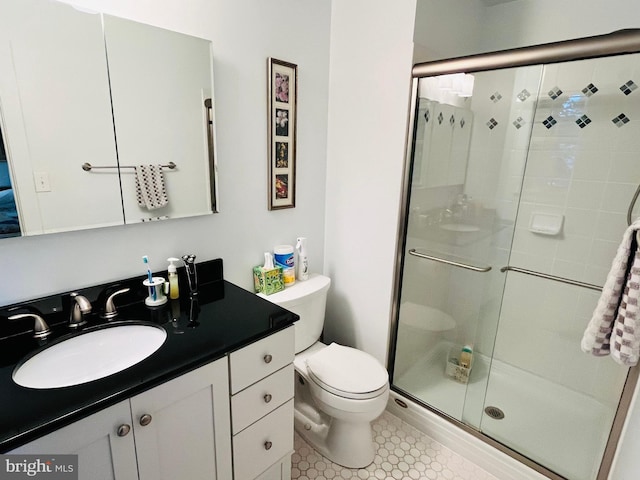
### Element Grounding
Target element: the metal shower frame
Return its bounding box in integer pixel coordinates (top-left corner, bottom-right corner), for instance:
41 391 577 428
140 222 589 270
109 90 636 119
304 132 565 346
390 29 640 480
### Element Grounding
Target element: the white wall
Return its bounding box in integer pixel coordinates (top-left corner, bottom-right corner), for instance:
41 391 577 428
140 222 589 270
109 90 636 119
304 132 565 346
322 0 417 364
0 0 331 304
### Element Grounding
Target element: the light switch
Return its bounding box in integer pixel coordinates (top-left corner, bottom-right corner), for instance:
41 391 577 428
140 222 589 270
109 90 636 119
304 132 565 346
33 172 51 192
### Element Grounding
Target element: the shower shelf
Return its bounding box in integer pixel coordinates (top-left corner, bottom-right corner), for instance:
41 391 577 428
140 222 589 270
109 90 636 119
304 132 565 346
408 249 492 273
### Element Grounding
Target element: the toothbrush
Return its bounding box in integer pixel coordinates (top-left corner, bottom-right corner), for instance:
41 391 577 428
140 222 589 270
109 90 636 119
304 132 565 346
143 255 156 301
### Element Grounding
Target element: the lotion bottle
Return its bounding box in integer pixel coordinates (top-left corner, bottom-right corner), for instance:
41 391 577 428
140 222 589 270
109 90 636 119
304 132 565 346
295 237 309 281
459 345 473 369
167 257 180 299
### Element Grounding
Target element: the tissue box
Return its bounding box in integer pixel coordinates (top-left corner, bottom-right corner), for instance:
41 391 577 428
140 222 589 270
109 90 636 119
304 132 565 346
253 265 285 295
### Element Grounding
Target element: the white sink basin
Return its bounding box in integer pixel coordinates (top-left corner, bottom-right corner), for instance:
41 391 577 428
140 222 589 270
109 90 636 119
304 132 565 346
13 324 167 389
440 223 480 233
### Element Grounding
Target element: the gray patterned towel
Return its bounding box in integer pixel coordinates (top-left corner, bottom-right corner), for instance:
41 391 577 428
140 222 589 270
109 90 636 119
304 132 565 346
581 220 640 365
135 165 169 210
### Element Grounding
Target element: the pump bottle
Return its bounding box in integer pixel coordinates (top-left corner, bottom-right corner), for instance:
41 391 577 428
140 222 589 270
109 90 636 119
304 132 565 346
295 237 309 281
167 257 180 299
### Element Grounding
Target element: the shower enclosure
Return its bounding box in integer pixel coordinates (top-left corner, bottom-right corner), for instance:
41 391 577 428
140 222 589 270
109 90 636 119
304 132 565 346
390 31 640 480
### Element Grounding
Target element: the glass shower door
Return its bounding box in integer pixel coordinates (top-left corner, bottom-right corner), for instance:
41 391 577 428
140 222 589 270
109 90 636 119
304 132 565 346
393 64 544 428
392 51 639 479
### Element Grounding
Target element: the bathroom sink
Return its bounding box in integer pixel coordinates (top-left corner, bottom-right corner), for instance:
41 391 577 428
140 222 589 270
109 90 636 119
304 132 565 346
439 223 480 233
13 323 167 389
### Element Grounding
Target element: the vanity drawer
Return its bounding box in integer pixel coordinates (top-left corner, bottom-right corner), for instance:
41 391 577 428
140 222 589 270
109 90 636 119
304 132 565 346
232 399 294 480
230 326 294 394
232 364 294 434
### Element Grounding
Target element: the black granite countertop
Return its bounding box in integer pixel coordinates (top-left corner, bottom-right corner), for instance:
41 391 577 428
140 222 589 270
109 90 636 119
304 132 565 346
0 259 298 451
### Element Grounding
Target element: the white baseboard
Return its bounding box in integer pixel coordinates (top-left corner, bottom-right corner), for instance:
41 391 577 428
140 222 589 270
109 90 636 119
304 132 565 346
386 391 550 480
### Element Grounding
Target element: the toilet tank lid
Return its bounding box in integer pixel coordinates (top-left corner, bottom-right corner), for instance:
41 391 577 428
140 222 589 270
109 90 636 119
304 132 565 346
258 274 330 304
306 343 388 395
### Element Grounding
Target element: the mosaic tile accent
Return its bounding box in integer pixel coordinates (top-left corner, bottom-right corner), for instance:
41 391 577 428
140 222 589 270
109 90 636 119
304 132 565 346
620 80 638 95
291 411 498 480
582 83 599 97
424 110 430 123
548 87 563 100
486 118 498 130
437 112 444 125
490 92 502 103
612 113 631 127
576 114 592 128
543 116 557 129
513 117 525 129
516 89 530 102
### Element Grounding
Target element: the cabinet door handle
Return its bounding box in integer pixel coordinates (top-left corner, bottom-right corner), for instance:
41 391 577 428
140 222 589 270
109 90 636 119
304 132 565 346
263 354 273 364
264 441 272 450
263 393 272 403
117 424 131 437
139 414 153 427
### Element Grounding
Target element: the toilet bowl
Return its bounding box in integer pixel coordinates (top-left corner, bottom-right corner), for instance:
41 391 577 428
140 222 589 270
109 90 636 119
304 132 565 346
293 341 389 468
258 274 389 468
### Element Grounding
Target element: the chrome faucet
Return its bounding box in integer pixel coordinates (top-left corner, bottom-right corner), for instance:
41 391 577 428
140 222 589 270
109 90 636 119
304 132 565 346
8 311 51 339
69 292 92 328
101 288 130 319
182 254 198 297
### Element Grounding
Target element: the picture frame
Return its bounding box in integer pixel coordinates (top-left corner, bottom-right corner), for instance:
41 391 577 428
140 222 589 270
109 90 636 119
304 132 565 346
268 58 297 210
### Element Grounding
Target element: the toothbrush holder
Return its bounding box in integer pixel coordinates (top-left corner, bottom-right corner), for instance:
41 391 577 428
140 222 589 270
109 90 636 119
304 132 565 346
143 277 167 306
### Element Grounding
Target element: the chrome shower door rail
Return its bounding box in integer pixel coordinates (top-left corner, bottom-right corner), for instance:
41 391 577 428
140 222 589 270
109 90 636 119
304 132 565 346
500 265 602 291
408 249 492 272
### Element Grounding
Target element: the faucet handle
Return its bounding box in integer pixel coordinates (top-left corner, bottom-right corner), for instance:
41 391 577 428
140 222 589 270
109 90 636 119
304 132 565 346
9 313 51 339
69 292 92 328
101 288 131 319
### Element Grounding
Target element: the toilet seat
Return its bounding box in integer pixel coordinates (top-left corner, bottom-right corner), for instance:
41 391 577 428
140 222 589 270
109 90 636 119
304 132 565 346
305 343 388 400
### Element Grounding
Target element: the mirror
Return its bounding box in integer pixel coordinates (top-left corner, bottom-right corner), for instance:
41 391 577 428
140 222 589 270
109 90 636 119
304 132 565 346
0 0 218 238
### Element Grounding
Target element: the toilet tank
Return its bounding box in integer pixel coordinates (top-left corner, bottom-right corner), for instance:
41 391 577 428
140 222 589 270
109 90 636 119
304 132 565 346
258 274 331 353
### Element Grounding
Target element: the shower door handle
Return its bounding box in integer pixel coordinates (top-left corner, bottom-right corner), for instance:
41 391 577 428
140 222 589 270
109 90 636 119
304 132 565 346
408 249 492 273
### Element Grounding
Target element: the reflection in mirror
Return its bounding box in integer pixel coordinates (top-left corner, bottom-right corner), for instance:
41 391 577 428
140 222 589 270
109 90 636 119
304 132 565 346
0 0 218 238
0 126 20 238
413 74 474 188
103 15 215 224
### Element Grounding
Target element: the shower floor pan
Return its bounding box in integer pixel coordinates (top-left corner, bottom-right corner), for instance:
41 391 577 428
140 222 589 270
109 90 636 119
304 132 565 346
394 341 614 480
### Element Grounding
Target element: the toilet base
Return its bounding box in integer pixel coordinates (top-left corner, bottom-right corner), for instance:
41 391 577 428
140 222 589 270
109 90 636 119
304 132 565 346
294 404 376 468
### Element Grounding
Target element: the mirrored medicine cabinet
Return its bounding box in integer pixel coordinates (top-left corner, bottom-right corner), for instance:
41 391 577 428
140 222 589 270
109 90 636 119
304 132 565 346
0 0 218 239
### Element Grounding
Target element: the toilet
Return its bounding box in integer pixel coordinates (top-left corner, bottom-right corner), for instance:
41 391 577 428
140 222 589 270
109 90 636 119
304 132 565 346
259 274 389 468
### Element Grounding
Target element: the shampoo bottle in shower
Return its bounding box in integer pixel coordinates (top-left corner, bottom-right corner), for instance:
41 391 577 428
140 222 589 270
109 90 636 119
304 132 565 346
459 345 473 369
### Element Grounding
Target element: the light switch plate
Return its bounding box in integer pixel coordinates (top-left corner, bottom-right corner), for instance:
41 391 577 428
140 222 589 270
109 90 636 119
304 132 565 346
33 172 51 192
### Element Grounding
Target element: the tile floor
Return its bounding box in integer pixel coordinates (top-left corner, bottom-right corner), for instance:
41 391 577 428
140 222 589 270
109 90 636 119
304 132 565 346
291 411 498 480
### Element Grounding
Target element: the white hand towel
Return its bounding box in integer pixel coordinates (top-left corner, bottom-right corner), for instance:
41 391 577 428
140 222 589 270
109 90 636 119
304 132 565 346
135 165 168 210
581 220 640 363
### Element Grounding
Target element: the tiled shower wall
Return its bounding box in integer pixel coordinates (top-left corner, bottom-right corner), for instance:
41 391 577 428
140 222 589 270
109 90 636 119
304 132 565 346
471 54 640 404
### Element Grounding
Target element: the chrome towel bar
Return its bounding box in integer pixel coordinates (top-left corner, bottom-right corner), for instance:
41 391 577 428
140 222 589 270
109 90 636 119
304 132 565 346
408 249 492 272
82 162 177 171
500 265 602 291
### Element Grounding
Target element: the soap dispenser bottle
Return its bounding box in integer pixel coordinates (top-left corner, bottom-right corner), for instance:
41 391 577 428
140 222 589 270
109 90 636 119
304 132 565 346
295 237 309 281
167 257 180 299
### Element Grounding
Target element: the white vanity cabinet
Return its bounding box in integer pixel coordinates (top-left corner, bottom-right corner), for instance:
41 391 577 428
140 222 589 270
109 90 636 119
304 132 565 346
8 326 297 480
229 326 295 480
10 358 232 480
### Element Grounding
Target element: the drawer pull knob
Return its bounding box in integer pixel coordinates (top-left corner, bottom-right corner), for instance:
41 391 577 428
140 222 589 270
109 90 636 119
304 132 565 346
264 441 273 450
139 414 153 427
264 393 272 403
117 424 131 437
263 354 273 364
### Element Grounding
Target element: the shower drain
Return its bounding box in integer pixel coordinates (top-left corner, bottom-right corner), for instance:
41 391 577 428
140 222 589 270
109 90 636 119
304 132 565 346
484 406 505 420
